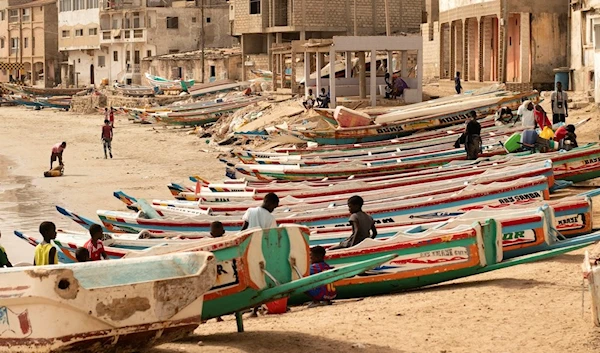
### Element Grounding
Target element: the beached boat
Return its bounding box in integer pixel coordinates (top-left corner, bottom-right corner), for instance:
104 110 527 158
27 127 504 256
145 72 195 90
1 83 86 96
282 91 538 144
0 252 217 352
115 84 156 97
57 176 551 234
290 218 598 303
13 225 395 325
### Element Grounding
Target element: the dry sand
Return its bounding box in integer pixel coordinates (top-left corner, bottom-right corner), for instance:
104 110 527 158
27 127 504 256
1 90 600 352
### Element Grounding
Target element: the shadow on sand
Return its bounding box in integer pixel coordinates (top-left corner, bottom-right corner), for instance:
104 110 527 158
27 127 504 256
150 330 406 353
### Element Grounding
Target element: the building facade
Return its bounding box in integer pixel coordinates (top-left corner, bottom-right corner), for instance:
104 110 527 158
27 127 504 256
570 0 600 102
141 48 242 83
0 0 59 87
95 0 232 85
421 0 568 90
231 0 425 80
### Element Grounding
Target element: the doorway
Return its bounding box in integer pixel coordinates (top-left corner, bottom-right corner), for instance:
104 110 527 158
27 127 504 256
90 64 95 85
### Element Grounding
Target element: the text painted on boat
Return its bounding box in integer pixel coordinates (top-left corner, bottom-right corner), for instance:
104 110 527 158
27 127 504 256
497 192 542 204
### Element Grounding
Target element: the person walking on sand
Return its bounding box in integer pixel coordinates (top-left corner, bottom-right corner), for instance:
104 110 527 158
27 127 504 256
50 142 66 169
102 119 113 159
455 72 462 94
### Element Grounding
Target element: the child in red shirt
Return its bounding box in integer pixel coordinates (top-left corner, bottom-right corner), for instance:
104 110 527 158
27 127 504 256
84 224 108 261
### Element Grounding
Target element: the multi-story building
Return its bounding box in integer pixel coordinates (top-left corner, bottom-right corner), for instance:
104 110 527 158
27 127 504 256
230 0 425 80
95 0 232 85
58 0 103 86
0 0 59 87
570 0 600 102
421 0 568 91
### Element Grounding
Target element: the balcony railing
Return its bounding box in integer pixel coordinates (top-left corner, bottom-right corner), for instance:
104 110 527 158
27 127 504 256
100 29 146 43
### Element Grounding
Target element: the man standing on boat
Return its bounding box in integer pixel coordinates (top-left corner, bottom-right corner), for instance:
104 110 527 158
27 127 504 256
454 110 481 160
50 142 66 169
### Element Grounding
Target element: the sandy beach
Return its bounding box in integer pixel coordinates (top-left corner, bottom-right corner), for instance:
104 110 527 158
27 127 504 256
2 90 600 352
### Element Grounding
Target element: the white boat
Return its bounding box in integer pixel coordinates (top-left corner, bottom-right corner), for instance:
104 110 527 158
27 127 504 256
0 252 216 352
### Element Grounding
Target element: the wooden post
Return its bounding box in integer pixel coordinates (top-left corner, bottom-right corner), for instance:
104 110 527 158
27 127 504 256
358 51 366 99
330 45 337 108
235 312 244 332
370 49 377 107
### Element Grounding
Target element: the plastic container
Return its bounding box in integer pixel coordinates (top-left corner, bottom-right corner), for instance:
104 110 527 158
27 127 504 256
504 133 522 153
553 68 571 90
264 297 288 314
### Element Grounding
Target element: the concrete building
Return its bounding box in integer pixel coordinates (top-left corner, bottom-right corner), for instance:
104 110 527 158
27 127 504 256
570 0 599 102
97 0 233 85
230 0 425 80
141 47 242 82
0 0 59 87
421 0 568 91
58 0 103 86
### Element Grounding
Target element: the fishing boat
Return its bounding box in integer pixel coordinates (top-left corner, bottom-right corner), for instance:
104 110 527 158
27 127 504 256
115 84 156 97
57 176 551 234
145 72 195 90
12 225 396 326
1 83 86 96
281 91 538 144
290 218 598 303
0 252 217 352
36 96 71 110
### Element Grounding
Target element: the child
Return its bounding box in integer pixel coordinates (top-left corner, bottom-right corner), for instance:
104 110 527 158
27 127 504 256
210 221 225 238
306 246 336 308
454 71 462 94
241 193 279 231
85 224 108 261
102 119 113 159
109 107 115 127
302 89 316 110
330 195 377 249
50 141 67 169
34 221 58 266
534 104 552 130
75 247 90 262
0 231 13 267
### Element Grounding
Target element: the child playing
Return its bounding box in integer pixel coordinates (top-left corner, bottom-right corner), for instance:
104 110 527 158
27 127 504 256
330 195 377 249
210 221 225 238
34 221 58 266
306 246 337 308
102 119 113 159
85 224 108 261
75 247 90 262
0 231 13 267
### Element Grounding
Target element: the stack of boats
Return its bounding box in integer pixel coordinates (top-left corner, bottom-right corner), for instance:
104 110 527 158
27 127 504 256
0 83 85 110
7 87 600 351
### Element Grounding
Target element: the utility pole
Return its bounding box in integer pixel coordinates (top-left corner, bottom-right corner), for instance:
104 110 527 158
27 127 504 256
201 0 205 83
384 0 390 36
353 0 357 35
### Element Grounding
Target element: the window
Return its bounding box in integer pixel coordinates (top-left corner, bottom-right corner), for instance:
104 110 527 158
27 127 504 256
89 28 97 35
113 50 118 61
249 0 260 14
98 55 105 67
75 29 83 36
146 50 151 57
8 9 18 23
0 39 4 48
23 37 28 48
134 50 140 64
10 38 18 53
133 12 140 28
62 30 69 37
210 65 215 77
73 0 85 10
86 0 98 8
126 50 130 62
0 10 4 21
206 17 211 23
147 16 151 28
192 17 196 23
60 0 71 11
22 8 30 21
166 16 178 29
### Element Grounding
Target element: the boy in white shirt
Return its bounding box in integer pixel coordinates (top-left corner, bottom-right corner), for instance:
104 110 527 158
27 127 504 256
241 193 279 230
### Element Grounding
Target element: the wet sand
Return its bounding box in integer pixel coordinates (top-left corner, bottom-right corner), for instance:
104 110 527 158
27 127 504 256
1 99 600 352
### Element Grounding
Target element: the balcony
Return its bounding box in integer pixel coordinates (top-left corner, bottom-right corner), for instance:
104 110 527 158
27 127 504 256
100 28 146 43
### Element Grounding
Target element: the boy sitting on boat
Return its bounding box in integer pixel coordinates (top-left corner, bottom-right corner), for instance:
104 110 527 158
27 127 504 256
85 224 109 261
306 246 337 307
34 222 58 266
210 221 225 238
241 193 279 231
330 195 377 249
0 231 13 267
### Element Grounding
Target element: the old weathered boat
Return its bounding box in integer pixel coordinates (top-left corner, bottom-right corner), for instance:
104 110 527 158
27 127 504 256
0 252 217 352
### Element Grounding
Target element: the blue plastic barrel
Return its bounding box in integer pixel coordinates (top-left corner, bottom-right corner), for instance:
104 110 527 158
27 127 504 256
553 68 570 90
